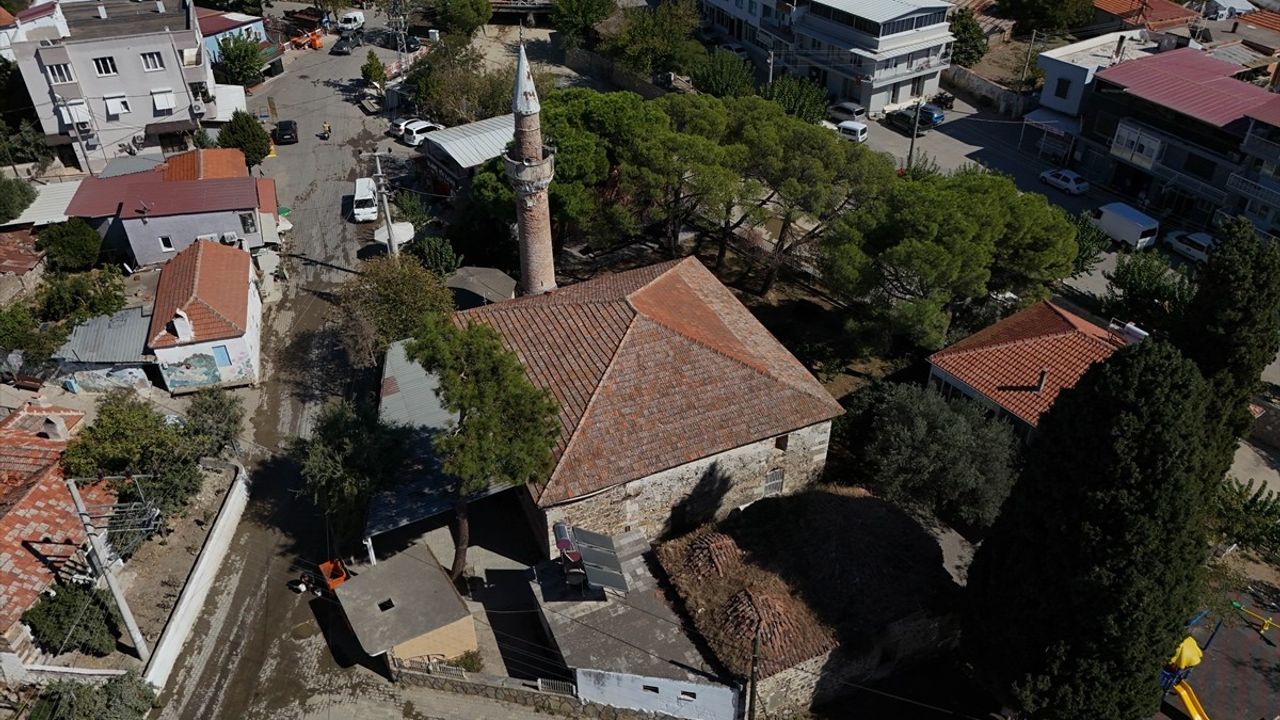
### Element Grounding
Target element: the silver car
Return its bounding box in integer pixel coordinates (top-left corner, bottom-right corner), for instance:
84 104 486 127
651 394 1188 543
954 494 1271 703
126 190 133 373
1164 230 1217 263
1039 169 1090 195
387 117 422 138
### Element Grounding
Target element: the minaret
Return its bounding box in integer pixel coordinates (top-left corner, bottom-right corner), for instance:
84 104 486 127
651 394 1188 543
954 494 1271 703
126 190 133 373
505 45 557 296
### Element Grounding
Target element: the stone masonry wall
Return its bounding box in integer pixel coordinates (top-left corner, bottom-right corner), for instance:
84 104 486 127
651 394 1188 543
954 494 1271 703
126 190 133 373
756 609 958 716
544 421 832 549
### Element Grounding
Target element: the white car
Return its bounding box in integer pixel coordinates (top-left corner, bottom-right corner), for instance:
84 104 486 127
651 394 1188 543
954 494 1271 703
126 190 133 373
826 101 867 123
388 117 422 138
401 120 444 146
1039 169 1090 195
718 42 749 61
1164 230 1218 263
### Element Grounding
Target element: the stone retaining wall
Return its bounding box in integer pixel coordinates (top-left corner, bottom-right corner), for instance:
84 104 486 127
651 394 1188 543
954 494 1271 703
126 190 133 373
941 66 1036 118
394 666 692 719
564 48 668 100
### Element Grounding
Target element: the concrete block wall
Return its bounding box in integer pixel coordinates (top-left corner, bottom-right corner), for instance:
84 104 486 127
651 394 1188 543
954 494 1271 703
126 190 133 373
543 421 832 548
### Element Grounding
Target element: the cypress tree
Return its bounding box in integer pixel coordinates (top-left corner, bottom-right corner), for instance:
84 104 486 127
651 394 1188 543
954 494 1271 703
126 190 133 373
1174 217 1280 479
963 340 1213 719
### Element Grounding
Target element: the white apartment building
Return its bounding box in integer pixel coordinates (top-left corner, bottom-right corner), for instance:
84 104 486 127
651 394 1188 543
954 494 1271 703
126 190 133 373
13 0 222 173
700 0 954 113
0 2 69 62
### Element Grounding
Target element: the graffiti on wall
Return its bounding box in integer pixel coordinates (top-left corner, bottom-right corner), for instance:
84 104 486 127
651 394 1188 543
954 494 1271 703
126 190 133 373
159 348 257 391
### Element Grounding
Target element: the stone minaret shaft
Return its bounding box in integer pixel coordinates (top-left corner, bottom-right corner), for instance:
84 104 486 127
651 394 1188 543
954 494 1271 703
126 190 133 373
505 45 556 296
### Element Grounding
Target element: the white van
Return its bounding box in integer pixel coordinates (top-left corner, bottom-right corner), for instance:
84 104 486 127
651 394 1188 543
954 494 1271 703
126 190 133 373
338 11 365 31
835 120 868 143
353 177 378 223
401 120 443 147
1087 202 1160 250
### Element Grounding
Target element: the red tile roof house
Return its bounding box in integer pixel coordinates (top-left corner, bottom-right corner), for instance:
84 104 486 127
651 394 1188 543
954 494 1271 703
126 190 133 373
1094 0 1199 31
0 401 114 665
147 239 261 393
459 257 844 551
927 301 1143 435
65 172 280 268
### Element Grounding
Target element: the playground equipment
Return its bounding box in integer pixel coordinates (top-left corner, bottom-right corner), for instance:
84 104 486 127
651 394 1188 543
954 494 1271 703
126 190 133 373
1161 636 1213 720
1232 599 1277 638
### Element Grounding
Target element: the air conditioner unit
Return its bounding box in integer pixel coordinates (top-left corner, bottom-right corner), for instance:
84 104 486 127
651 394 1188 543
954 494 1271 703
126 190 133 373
220 232 238 244
195 233 217 242
191 101 205 116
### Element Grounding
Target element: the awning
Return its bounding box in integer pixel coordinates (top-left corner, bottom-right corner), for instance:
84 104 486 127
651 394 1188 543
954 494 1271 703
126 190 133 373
1023 107 1081 137
151 89 176 111
212 83 246 122
58 102 90 124
105 95 128 116
145 119 198 136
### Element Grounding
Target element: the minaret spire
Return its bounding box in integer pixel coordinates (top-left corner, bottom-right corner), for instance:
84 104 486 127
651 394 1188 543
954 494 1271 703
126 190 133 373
505 45 556 296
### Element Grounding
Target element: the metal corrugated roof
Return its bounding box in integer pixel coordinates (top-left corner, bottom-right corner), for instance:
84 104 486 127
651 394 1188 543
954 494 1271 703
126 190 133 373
99 154 166 178
54 305 151 364
815 0 950 23
4 181 83 228
1095 47 1274 128
425 114 514 170
379 340 456 429
1211 42 1272 68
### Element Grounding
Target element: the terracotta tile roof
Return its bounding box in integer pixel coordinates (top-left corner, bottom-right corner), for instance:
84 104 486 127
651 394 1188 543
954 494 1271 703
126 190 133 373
14 3 55 21
157 149 248 181
1094 0 1198 29
256 178 277 217
0 227 44 276
67 175 262 219
147 240 250 349
0 403 113 635
1240 8 1280 33
195 6 260 35
928 301 1129 427
460 258 842 506
0 7 15 25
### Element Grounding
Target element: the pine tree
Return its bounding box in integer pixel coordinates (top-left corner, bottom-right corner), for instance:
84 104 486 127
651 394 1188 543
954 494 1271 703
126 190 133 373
217 110 271 167
948 8 989 67
1174 216 1280 480
963 340 1213 719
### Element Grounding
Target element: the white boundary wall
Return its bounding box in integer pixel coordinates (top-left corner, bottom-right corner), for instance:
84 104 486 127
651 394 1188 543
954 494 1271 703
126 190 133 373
142 461 249 689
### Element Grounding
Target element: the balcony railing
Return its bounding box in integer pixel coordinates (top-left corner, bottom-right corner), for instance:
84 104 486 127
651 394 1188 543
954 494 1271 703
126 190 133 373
1150 163 1227 205
1242 131 1280 164
874 53 951 82
1227 172 1280 207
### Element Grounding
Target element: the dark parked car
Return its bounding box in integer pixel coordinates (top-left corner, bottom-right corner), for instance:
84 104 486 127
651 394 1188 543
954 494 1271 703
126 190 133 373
274 120 299 144
331 29 363 55
885 109 928 137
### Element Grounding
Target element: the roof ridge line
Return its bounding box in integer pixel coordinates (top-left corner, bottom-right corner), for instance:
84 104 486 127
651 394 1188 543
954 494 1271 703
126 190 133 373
932 327 1087 361
540 313 643 504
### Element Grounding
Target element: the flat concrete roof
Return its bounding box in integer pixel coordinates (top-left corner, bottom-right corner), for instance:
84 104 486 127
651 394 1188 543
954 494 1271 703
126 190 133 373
335 544 469 657
64 0 191 39
535 533 719 684
1041 30 1161 68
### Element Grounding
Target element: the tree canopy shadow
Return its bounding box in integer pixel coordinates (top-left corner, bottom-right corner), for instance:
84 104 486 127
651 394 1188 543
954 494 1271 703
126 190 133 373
277 325 352 404
663 461 732 540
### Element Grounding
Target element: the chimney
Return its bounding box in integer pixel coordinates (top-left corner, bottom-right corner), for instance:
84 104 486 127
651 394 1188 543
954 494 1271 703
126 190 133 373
1231 20 1239 33
171 309 193 342
1112 35 1126 63
1036 368 1049 393
40 416 68 441
156 1 165 13
96 5 107 19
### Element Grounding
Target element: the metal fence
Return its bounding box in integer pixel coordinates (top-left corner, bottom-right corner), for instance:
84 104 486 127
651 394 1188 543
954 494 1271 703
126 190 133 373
536 678 578 698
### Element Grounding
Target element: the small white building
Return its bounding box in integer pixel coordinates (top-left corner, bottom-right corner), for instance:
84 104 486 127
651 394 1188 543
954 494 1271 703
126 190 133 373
1036 30 1171 117
146 239 261 393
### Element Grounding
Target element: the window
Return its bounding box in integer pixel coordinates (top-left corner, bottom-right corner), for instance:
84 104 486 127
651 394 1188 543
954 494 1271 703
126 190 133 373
377 598 395 611
775 434 790 451
105 94 131 116
1054 77 1071 99
141 51 165 71
211 345 232 368
764 468 784 496
679 691 697 701
46 63 73 84
748 0 757 13
642 685 660 694
1182 153 1216 180
93 56 117 76
159 236 174 251
239 212 258 235
911 75 925 97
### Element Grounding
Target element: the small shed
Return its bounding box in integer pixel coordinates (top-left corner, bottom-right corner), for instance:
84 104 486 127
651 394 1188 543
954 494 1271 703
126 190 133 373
420 114 515 192
444 266 516 308
334 544 477 662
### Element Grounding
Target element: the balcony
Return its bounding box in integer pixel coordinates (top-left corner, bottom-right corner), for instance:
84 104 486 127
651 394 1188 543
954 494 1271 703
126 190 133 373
874 53 950 83
1227 172 1280 208
1149 163 1227 205
1242 131 1280 165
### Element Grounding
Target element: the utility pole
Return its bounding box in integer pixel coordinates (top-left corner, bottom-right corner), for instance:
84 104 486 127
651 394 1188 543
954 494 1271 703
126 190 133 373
747 625 761 720
907 100 922 170
767 50 775 85
65 477 150 662
1016 28 1039 117
390 0 406 77
369 151 398 256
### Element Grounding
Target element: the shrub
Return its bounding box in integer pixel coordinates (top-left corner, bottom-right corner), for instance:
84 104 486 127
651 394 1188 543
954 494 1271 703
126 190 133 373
37 219 102 272
0 176 36 224
184 388 246 457
21 582 120 657
446 649 485 672
28 671 154 720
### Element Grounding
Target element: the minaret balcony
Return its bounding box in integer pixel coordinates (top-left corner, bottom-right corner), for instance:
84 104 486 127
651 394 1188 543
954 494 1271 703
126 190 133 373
504 148 555 193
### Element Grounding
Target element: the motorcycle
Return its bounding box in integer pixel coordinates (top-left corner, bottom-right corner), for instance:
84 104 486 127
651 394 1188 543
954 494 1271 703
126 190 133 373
932 91 956 110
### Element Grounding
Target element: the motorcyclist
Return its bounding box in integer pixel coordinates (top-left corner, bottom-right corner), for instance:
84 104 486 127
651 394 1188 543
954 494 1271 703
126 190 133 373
321 121 332 140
